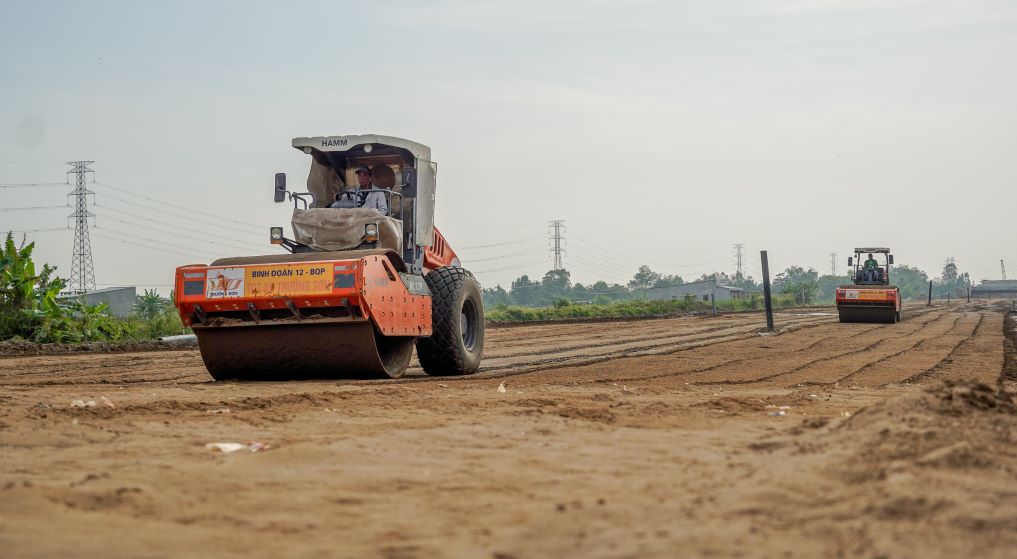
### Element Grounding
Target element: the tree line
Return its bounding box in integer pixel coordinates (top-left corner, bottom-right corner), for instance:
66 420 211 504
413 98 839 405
481 261 972 309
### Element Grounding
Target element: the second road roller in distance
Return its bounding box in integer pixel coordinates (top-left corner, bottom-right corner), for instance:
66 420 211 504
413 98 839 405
835 247 902 324
172 135 484 380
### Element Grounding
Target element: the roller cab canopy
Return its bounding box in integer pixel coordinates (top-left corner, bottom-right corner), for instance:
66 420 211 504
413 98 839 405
291 134 437 250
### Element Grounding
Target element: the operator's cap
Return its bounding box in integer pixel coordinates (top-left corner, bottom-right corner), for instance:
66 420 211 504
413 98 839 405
354 165 372 175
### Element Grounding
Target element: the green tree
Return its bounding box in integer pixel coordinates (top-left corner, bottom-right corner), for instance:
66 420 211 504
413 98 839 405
1 233 66 339
815 274 846 302
510 275 539 306
481 285 511 308
891 265 930 300
628 265 660 290
653 274 684 288
133 289 170 320
778 266 819 305
541 269 572 303
570 283 591 302
730 274 760 291
941 262 958 283
1 233 45 312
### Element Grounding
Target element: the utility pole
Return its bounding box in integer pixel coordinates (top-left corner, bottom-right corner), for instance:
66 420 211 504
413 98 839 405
760 250 775 332
830 252 838 276
67 161 96 295
548 220 566 271
734 243 745 279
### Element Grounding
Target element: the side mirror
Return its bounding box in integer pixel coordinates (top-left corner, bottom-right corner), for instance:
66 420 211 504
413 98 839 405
274 173 287 203
888 254 894 265
847 257 853 267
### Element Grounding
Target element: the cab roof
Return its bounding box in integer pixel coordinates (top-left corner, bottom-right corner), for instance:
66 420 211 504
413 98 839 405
291 134 431 161
854 247 891 253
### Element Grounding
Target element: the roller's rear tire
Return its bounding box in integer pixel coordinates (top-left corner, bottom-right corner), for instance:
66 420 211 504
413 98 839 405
417 267 485 376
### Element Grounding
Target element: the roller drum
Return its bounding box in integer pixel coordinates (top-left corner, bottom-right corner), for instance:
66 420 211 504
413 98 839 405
194 320 414 380
837 305 897 324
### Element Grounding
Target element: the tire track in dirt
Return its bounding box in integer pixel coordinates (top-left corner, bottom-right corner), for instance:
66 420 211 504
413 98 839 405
895 313 985 386
895 311 1005 386
468 315 837 378
677 308 956 388
801 311 981 388
480 313 837 361
571 322 894 387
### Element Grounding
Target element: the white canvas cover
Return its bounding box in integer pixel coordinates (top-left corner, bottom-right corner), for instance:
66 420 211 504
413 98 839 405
306 159 345 208
291 208 402 253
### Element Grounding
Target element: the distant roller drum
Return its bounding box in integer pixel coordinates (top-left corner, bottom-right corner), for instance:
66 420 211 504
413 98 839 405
837 305 898 324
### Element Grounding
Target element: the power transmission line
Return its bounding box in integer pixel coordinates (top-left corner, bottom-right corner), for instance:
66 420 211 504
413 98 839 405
94 225 234 259
569 234 727 269
93 212 270 254
0 205 69 212
92 182 264 231
472 257 550 275
0 182 67 189
457 234 545 250
90 208 265 250
93 197 266 237
91 232 225 261
7 227 70 234
463 248 546 264
67 161 96 294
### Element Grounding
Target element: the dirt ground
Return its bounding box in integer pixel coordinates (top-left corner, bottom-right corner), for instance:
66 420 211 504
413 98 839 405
2 302 1016 558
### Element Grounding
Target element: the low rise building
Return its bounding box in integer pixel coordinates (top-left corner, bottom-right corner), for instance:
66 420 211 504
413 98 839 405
644 279 750 302
60 286 137 317
971 279 1017 299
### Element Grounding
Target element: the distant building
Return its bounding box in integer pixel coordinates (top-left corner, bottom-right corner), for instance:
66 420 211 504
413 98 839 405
971 280 1017 299
60 286 137 317
644 279 751 302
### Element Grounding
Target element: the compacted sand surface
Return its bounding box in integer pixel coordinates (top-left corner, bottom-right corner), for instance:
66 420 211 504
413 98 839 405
1 303 1015 558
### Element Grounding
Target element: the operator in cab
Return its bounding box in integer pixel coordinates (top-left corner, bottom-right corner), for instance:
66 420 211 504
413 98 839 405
863 253 879 281
330 165 389 215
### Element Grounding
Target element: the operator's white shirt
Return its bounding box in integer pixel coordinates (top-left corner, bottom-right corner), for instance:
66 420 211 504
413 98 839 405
330 184 388 215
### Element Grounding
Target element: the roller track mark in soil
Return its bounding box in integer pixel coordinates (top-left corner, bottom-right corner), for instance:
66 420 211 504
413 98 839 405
465 310 935 385
361 319 837 385
342 309 940 386
894 313 985 386
807 312 968 388
576 323 895 387
482 315 832 361
909 313 969 352
686 309 956 388
10 372 207 387
484 320 769 360
0 354 198 378
678 309 952 387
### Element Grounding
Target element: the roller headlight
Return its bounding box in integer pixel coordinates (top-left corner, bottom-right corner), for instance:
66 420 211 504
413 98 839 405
364 223 379 242
270 226 284 244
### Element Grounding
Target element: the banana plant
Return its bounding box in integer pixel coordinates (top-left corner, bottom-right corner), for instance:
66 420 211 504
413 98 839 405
133 289 169 320
0 233 41 312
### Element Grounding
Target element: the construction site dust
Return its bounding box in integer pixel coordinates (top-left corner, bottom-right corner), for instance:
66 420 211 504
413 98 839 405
2 302 1016 558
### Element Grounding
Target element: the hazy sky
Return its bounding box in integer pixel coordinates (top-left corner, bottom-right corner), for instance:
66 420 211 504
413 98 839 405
2 0 1015 292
